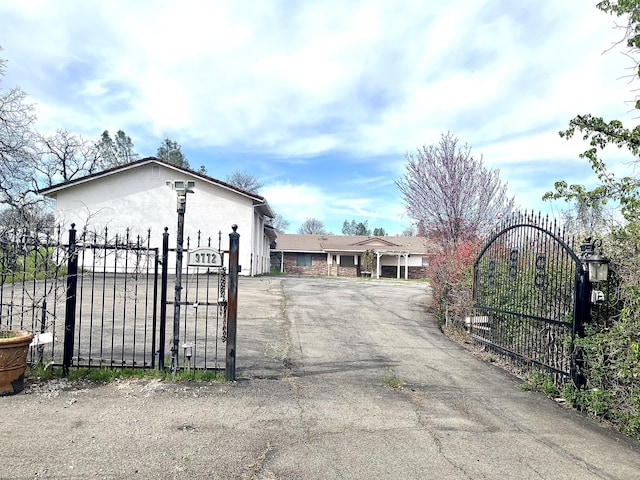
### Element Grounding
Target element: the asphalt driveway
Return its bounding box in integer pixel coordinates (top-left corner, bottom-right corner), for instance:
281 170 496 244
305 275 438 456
1 276 639 479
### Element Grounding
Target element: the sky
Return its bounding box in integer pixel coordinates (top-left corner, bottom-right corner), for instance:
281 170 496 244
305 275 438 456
0 0 637 235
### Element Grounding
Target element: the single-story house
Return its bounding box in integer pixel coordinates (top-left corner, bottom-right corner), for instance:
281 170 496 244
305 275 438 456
271 234 434 279
39 157 276 276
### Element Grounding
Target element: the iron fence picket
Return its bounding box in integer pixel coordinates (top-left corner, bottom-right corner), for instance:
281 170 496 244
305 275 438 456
2 224 229 374
472 212 581 384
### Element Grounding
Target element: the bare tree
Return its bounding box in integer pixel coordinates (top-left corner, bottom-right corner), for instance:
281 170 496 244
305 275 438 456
225 170 264 193
396 132 514 245
0 51 38 209
297 217 327 235
271 213 290 234
35 129 103 187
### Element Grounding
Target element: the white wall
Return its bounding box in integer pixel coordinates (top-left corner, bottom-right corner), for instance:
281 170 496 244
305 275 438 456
51 162 269 275
379 255 424 267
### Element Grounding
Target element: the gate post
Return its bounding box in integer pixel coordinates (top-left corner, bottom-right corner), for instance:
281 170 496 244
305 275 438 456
62 224 78 376
226 225 239 381
158 227 169 370
571 262 589 388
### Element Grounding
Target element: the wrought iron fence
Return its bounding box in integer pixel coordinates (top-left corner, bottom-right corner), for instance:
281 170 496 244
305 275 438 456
0 224 229 373
472 212 583 383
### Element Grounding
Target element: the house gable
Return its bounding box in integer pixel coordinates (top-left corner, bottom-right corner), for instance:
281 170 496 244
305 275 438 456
40 157 276 276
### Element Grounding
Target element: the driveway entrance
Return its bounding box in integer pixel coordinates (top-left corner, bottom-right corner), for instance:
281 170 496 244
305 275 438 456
1 276 639 479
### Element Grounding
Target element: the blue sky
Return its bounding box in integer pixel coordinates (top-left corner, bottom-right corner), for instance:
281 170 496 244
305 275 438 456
0 1 637 235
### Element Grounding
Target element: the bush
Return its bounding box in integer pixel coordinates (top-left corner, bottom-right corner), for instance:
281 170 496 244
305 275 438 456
428 240 479 325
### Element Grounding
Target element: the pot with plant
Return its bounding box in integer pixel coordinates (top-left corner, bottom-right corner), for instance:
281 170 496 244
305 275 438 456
0 330 34 395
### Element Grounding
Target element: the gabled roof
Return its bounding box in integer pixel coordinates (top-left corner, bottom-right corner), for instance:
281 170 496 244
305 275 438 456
38 157 275 218
274 234 433 255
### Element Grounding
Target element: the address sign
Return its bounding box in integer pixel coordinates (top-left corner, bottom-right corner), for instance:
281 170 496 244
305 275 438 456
188 247 223 267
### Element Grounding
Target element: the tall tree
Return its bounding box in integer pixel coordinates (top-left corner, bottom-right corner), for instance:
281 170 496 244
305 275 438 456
373 227 387 236
544 2 640 222
0 49 38 208
97 129 139 167
297 217 327 235
157 138 189 168
396 132 514 245
271 213 290 234
225 170 264 193
341 219 371 235
35 129 102 187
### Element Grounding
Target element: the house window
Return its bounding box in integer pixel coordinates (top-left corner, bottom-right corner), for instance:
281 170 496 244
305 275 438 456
151 165 160 178
341 255 355 267
422 256 429 267
297 254 312 267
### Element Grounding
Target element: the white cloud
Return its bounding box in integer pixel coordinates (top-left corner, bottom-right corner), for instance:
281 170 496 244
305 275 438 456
1 0 636 232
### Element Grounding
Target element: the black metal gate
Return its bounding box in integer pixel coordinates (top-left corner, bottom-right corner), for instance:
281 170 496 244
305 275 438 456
159 229 228 372
472 213 587 383
1 224 234 374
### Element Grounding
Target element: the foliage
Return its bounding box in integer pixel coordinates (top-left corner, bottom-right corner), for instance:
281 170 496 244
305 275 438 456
396 132 514 245
543 1 640 439
97 129 139 166
521 370 560 397
373 227 387 236
297 217 327 235
157 138 189 168
428 239 479 324
26 365 225 383
225 170 264 193
0 245 65 284
361 249 377 273
381 369 404 389
342 219 371 235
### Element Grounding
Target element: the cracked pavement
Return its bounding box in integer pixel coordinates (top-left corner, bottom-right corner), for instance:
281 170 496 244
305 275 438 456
1 276 640 479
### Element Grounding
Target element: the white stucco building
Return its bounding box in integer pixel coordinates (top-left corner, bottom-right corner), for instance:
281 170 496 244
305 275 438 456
39 157 276 276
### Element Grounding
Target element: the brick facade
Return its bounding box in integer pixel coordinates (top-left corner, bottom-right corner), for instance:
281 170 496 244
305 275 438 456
282 253 328 276
381 265 429 279
278 252 430 279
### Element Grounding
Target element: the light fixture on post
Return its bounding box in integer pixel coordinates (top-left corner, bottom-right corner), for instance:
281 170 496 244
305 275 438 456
166 179 195 374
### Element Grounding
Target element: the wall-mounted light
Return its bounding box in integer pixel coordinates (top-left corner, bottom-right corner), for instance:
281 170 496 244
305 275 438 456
581 238 610 283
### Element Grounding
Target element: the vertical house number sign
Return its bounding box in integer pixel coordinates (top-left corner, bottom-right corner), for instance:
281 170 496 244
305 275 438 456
188 247 223 267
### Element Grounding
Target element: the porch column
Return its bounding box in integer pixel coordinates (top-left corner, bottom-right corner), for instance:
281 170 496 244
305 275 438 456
404 253 409 280
327 252 331 276
396 254 401 279
280 252 284 273
336 254 340 277
376 252 381 279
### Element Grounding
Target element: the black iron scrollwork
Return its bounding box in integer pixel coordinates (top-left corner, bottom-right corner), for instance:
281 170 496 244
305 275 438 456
488 259 496 286
509 249 519 278
535 253 546 289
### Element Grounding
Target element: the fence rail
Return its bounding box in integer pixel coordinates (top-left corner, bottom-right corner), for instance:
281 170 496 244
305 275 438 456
472 212 584 384
0 225 229 373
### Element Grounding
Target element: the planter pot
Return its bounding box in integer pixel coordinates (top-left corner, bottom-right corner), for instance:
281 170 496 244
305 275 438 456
0 331 34 396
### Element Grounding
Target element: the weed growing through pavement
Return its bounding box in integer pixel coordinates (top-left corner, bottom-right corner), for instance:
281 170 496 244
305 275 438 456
382 369 404 389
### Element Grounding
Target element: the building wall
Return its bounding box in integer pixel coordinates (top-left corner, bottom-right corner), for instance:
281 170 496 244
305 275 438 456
50 162 270 275
280 252 430 279
282 253 327 275
380 266 429 279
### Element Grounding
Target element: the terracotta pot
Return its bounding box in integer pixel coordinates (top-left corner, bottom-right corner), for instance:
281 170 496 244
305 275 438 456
0 331 34 396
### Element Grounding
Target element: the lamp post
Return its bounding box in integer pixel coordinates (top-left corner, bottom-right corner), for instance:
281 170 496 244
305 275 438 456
166 180 195 374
